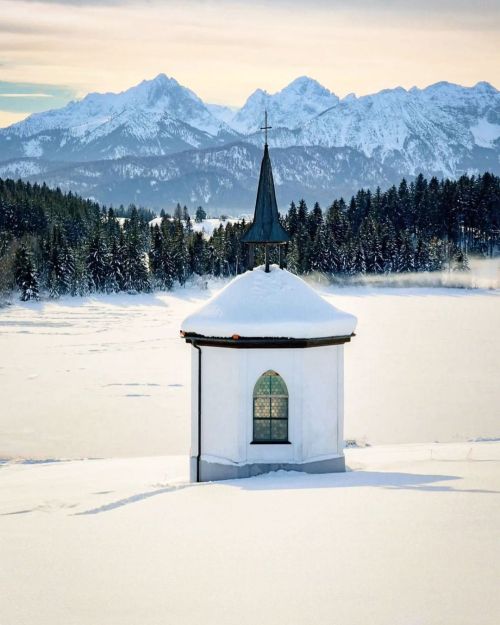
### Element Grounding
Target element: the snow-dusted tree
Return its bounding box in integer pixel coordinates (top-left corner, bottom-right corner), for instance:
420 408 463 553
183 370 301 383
308 202 323 240
14 244 39 301
452 247 470 272
195 206 207 223
170 218 190 285
86 230 109 292
69 249 89 296
354 243 367 275
415 236 431 272
427 237 445 272
381 219 398 273
310 225 328 274
174 203 183 220
293 223 311 274
286 201 299 237
150 224 175 289
46 227 73 298
188 231 206 276
395 230 415 273
297 199 308 227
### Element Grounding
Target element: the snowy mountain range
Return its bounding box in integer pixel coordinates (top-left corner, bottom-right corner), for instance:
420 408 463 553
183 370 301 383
0 73 499 211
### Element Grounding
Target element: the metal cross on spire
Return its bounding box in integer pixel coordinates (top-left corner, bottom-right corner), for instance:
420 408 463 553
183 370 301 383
260 110 272 145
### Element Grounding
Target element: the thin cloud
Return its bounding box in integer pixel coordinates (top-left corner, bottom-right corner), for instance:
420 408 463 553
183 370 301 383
0 93 53 97
0 81 75 113
0 0 498 105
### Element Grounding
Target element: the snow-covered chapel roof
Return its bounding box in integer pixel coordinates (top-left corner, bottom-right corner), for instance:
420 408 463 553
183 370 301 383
181 265 357 340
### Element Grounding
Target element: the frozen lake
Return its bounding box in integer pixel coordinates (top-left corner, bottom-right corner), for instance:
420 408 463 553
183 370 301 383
0 281 498 459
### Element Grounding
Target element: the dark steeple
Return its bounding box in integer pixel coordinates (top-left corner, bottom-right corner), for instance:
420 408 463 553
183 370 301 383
241 144 290 245
242 112 289 271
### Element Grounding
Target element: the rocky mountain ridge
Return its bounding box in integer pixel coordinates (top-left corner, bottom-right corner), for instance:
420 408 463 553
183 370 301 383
0 74 498 211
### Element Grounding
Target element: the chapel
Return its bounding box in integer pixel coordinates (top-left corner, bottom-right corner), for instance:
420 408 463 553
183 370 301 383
181 117 357 482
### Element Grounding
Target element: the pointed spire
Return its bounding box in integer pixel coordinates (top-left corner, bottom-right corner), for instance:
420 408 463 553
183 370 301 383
241 140 290 245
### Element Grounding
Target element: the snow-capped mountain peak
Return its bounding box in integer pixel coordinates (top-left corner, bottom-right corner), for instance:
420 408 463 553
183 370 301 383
281 75 333 97
1 73 238 161
229 76 339 133
6 73 235 139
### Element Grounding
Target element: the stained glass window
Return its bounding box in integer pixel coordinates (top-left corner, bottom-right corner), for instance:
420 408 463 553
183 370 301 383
252 370 289 443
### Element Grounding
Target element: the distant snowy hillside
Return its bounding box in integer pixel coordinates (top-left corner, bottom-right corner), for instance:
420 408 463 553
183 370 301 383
21 143 396 210
0 75 499 207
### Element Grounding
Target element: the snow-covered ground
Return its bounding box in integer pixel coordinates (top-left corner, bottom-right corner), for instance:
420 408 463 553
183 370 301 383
1 443 499 625
1 278 499 624
0 281 498 459
149 216 240 238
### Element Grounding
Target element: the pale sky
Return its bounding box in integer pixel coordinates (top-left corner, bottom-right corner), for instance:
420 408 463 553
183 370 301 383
0 0 499 127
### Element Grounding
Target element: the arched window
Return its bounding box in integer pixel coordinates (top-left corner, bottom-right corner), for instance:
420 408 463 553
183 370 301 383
253 370 289 443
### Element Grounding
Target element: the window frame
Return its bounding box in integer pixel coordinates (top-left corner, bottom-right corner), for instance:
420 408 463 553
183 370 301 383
251 370 290 445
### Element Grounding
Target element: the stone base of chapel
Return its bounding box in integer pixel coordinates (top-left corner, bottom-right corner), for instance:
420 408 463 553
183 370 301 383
193 455 346 482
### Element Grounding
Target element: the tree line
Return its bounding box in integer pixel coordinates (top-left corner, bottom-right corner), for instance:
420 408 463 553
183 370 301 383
0 172 498 301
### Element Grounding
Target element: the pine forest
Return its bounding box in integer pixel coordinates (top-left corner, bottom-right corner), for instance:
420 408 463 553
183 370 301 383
1 173 499 301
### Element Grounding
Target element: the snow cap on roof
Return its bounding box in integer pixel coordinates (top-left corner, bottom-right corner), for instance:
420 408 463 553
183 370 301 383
181 264 357 339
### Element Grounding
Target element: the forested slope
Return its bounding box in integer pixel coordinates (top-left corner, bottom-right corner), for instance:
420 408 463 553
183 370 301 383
0 173 498 301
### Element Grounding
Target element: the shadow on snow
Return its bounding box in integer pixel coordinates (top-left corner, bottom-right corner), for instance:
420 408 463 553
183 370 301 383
69 469 499 516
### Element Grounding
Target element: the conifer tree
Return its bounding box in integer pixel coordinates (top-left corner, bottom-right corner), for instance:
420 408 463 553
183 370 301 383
195 206 207 223
396 230 415 272
286 201 299 237
69 248 89 296
453 247 470 272
86 230 108 292
174 203 183 220
14 244 39 301
297 199 308 227
171 217 189 285
47 226 72 298
188 231 207 276
308 202 323 240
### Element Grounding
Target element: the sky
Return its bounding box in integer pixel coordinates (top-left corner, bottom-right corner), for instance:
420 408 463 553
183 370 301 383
0 0 499 127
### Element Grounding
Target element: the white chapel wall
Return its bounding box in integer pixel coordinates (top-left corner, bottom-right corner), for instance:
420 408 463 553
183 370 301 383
301 345 341 461
193 344 344 468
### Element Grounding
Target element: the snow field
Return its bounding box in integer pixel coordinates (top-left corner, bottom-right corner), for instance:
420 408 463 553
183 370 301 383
1 281 499 624
149 216 240 238
0 283 499 459
0 442 499 625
